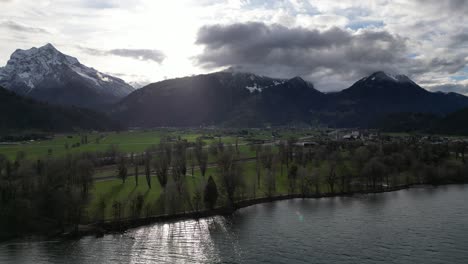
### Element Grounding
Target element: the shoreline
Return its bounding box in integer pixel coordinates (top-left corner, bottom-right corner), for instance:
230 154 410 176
64 184 413 239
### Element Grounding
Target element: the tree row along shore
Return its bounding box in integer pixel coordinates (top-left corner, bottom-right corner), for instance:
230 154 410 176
69 184 413 239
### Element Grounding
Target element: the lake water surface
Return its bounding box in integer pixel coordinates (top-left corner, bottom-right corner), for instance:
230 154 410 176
1 185 468 263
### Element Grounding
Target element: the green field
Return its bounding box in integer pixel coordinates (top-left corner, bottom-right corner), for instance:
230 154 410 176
0 128 329 161
0 130 250 160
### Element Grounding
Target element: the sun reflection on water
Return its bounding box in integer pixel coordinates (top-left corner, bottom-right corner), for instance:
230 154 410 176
126 217 227 263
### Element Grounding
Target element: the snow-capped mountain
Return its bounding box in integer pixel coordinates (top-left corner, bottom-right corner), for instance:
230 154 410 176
0 43 134 108
360 71 415 84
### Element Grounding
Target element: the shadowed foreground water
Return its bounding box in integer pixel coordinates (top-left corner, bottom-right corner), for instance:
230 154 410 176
1 185 468 263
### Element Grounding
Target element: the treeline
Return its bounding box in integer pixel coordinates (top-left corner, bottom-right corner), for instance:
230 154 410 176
0 152 95 239
0 133 52 142
104 137 468 224
271 138 468 195
375 108 468 136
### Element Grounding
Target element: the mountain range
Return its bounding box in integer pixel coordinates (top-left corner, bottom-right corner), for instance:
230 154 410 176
0 44 134 109
111 71 468 128
111 72 326 127
1 44 468 132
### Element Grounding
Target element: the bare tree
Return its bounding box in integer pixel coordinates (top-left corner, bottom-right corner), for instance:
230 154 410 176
188 148 195 177
354 146 370 172
193 180 205 212
76 159 94 197
144 152 151 189
337 160 351 193
112 200 123 221
326 164 337 194
164 178 179 214
288 163 298 194
172 141 187 194
194 138 208 178
264 167 276 198
311 169 321 194
299 166 312 196
117 156 128 184
250 144 262 186
153 153 170 189
134 159 139 186
278 141 289 175
260 145 274 170
287 137 298 164
217 149 244 208
363 157 387 190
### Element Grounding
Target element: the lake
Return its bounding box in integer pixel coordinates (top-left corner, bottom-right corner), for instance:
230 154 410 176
1 185 467 263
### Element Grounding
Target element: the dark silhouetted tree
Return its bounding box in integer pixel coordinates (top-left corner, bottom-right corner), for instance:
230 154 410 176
204 176 218 210
117 157 128 184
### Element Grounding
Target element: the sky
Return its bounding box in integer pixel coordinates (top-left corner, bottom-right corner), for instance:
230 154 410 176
0 0 467 92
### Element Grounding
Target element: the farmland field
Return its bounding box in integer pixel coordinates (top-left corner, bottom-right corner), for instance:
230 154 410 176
0 130 253 160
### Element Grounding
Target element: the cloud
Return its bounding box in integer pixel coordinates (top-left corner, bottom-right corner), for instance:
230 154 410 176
108 49 166 63
414 0 468 14
80 47 166 63
452 32 468 47
0 20 49 34
195 22 409 90
82 1 116 9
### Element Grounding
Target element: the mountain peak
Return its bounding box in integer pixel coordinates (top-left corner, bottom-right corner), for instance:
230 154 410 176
341 70 427 100
43 43 55 48
0 44 134 108
9 43 78 66
287 76 307 85
289 76 304 82
287 76 317 90
367 71 413 84
40 43 59 52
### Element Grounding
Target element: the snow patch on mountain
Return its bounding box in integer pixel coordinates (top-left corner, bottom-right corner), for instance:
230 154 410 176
246 83 263 93
245 80 285 93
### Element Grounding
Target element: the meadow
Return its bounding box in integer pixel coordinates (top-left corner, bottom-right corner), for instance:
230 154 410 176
0 130 247 160
0 128 320 161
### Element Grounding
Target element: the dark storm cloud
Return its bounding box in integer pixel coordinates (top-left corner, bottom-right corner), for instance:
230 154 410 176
197 22 352 50
80 47 166 63
195 22 408 86
0 20 49 34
